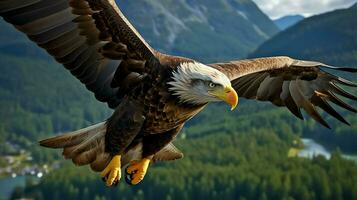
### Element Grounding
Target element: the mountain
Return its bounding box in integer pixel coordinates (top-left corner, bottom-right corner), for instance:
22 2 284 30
273 15 304 30
250 7 357 66
117 0 279 62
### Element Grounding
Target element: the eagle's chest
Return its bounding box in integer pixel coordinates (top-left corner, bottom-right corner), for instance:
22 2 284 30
139 83 204 133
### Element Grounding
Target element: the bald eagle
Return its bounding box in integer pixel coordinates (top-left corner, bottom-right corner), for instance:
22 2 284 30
1 0 356 186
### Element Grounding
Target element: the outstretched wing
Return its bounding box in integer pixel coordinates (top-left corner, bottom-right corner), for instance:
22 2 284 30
0 0 159 108
209 56 357 128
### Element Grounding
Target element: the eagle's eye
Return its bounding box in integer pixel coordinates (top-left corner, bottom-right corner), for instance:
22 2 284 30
209 82 216 88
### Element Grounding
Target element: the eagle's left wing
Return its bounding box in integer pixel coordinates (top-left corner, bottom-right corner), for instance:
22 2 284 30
209 56 357 128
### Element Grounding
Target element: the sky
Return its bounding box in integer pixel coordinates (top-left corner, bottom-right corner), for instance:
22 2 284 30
251 0 357 19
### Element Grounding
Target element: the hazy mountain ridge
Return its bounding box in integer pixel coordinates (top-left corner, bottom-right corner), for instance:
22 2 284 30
250 7 357 66
273 15 304 30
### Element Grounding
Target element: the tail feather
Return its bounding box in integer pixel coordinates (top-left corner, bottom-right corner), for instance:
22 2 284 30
73 147 98 166
90 153 111 172
66 130 105 158
39 122 112 172
40 122 106 148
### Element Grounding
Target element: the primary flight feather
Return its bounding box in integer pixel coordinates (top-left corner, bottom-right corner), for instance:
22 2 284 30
1 0 356 186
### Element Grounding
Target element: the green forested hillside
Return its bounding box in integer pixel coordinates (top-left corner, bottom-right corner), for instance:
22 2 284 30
0 54 112 161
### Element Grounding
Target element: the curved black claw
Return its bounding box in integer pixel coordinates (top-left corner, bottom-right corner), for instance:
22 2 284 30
125 174 133 185
125 167 134 185
102 175 119 186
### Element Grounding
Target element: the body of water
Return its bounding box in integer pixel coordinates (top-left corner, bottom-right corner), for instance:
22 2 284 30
0 176 26 200
299 138 357 162
299 138 331 159
0 176 39 200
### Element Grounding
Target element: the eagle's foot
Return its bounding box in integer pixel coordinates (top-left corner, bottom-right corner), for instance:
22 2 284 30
101 155 121 187
125 158 151 185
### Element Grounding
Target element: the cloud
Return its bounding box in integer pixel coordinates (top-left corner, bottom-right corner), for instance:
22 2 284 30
251 0 356 19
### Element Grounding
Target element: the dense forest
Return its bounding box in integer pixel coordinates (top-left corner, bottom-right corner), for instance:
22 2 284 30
0 1 357 200
11 128 357 200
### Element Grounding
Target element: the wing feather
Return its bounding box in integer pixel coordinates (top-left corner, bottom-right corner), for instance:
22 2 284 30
327 91 357 113
311 94 349 125
0 0 41 13
330 83 357 100
291 80 330 128
242 73 268 98
257 76 275 100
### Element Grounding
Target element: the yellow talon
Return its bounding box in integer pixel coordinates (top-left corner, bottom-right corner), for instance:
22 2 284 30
101 155 121 186
125 158 151 185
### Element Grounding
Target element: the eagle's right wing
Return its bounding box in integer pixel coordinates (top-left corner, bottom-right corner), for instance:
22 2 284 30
0 0 160 108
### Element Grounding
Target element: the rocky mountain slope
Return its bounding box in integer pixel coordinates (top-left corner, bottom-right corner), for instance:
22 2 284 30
117 0 279 62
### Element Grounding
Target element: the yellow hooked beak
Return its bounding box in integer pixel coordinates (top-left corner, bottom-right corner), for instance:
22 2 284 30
209 86 239 110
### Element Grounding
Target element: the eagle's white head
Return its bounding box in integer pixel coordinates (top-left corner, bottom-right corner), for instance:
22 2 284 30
168 62 238 110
